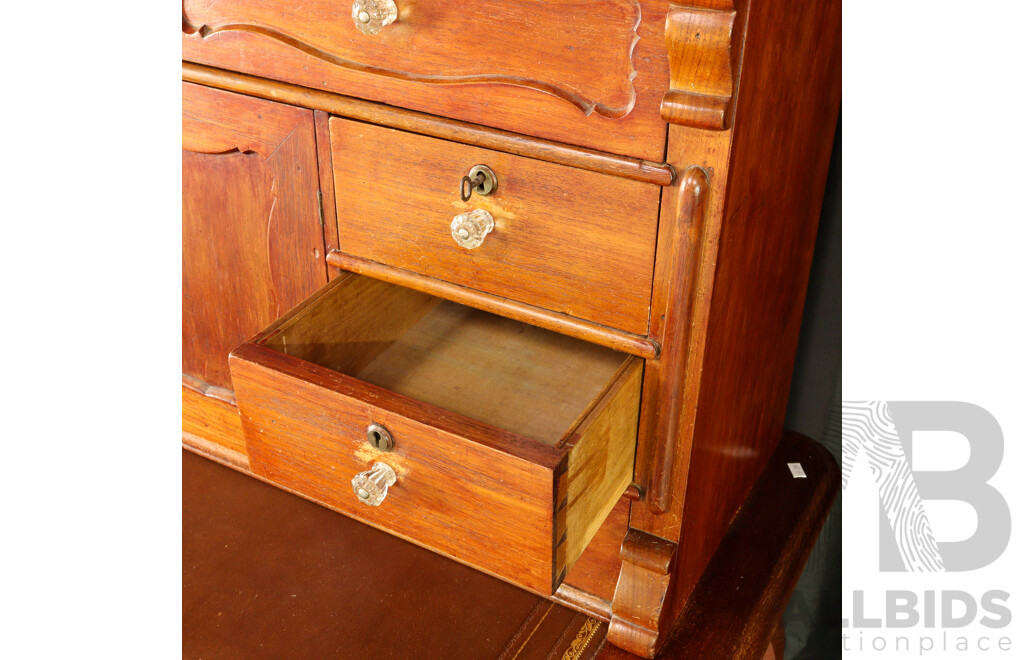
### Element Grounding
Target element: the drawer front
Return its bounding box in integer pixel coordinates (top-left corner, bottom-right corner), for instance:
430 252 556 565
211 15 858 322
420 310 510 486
231 345 565 594
181 0 671 161
329 118 661 335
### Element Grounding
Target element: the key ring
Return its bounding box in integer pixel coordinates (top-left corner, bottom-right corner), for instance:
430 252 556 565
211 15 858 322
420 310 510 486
461 172 486 202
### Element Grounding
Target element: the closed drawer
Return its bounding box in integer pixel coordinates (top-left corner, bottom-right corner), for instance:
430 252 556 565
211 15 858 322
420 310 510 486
229 272 642 594
329 118 661 336
181 0 670 161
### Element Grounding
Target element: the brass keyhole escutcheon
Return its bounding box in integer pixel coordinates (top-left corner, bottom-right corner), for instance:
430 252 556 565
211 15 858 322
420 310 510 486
460 165 498 202
366 423 394 452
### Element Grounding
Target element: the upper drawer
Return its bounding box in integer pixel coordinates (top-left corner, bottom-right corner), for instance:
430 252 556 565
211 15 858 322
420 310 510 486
329 118 661 336
229 272 642 594
181 0 671 161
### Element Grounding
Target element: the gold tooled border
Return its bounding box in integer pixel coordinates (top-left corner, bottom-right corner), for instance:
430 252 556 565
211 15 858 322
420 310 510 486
562 617 602 660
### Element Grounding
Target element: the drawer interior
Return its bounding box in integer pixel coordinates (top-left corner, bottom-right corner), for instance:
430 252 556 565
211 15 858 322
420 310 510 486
258 272 633 447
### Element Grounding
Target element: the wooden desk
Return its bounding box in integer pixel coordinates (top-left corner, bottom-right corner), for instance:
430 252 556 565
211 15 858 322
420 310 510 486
183 2 840 652
184 430 837 659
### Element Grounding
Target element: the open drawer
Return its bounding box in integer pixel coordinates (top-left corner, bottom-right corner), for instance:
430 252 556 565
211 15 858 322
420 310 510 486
229 272 642 594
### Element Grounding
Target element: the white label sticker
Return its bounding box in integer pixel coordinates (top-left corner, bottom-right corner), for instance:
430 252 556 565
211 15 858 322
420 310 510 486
788 462 807 479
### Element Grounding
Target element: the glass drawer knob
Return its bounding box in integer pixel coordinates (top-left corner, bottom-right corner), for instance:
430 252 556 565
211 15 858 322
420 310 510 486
351 462 398 506
352 0 397 35
451 209 494 249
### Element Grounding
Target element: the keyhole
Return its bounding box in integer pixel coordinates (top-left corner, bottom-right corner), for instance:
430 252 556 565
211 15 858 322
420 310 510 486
366 423 393 452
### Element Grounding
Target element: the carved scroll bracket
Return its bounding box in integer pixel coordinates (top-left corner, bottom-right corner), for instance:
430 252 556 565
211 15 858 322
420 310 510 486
608 529 679 658
661 2 739 130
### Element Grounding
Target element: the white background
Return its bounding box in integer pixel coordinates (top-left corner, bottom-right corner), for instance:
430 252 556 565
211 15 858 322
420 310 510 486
1 1 1021 657
844 0 1024 657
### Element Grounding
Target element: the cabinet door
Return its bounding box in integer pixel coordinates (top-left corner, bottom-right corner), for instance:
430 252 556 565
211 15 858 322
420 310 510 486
183 82 328 445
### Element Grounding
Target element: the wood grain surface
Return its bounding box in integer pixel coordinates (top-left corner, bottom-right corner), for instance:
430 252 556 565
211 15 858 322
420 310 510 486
354 303 633 448
329 118 661 335
180 0 841 647
231 343 562 594
182 1 672 161
562 360 642 582
260 271 439 378
182 386 247 459
325 252 659 359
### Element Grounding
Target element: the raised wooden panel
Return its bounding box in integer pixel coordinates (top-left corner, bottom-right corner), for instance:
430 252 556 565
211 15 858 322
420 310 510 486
182 0 671 161
182 82 327 395
328 118 661 335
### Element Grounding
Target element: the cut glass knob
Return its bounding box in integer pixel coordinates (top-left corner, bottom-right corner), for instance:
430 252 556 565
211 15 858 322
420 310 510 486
352 0 397 35
451 209 494 249
351 461 398 506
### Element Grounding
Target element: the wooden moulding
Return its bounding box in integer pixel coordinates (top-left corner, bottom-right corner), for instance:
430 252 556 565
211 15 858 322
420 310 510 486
229 272 644 594
661 1 742 130
326 252 659 360
647 166 710 514
182 62 674 187
312 109 342 280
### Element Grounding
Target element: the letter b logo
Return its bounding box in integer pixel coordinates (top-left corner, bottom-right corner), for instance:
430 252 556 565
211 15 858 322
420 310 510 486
842 401 1010 572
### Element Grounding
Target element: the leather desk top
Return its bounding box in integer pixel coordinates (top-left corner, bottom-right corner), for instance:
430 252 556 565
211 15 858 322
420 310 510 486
183 450 606 660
